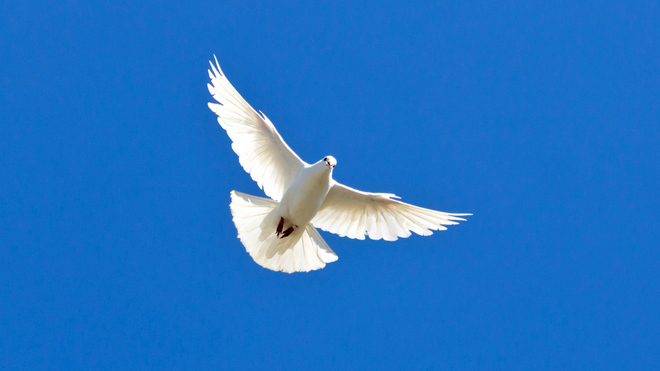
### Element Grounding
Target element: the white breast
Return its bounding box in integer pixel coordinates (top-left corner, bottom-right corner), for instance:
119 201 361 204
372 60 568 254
279 165 332 226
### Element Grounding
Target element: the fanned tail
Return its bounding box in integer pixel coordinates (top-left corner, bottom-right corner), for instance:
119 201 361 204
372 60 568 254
229 191 338 273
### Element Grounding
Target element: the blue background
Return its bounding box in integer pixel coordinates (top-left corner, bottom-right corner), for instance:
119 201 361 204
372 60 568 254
2 1 659 369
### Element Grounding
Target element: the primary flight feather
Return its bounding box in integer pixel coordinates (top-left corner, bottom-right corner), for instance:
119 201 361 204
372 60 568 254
207 56 470 273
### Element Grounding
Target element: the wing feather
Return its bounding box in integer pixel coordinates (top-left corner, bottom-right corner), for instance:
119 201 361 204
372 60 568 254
311 182 470 241
208 56 305 201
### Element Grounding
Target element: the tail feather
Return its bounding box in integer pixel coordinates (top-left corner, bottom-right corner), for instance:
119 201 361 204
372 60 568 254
229 191 338 273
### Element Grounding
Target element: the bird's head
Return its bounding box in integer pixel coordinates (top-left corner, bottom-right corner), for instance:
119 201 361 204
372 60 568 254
323 156 337 169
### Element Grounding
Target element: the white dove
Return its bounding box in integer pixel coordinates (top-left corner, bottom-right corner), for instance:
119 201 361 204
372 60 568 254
207 57 470 273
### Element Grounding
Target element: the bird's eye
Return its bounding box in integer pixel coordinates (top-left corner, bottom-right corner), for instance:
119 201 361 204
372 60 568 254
324 157 327 161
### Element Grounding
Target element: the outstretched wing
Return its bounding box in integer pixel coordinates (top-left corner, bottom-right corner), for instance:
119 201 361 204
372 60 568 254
311 182 470 241
207 56 306 201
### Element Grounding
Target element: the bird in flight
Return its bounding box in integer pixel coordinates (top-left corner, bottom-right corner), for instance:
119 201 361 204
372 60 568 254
207 56 470 273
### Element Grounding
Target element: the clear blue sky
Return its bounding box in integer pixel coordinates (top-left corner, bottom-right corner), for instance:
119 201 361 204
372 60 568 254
1 1 659 369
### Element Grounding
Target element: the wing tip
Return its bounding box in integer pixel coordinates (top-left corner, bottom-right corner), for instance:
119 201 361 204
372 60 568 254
447 213 472 222
208 54 223 78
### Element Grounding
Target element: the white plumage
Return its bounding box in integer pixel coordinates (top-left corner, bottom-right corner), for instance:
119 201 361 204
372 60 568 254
208 56 470 273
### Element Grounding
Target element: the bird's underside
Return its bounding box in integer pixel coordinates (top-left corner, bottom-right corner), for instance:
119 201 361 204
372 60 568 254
208 56 470 273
